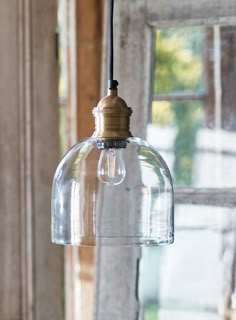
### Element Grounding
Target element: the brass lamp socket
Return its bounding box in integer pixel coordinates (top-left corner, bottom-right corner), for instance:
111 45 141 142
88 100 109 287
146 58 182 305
92 89 133 140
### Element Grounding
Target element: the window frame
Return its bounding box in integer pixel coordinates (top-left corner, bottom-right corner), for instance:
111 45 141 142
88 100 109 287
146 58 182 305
144 0 236 208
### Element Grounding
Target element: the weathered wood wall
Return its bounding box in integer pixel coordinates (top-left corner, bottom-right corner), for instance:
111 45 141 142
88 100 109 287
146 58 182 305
147 0 236 27
0 0 63 319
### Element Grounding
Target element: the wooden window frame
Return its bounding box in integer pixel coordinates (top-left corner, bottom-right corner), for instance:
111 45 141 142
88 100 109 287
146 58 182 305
146 0 236 208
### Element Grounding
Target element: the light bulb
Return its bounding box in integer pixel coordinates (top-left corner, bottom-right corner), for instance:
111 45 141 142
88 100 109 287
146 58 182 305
97 148 126 185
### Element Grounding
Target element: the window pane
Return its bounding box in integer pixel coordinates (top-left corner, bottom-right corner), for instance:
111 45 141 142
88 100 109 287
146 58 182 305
149 101 204 186
149 25 236 188
154 27 204 94
139 205 236 320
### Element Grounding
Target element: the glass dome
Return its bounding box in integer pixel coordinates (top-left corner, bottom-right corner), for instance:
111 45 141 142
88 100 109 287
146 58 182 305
51 137 174 246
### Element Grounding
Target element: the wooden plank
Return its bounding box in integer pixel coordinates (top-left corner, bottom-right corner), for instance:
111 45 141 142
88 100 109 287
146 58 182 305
63 1 103 320
94 1 150 319
0 0 63 319
32 0 63 319
153 92 206 102
18 0 35 318
146 0 236 27
203 27 216 128
63 0 77 148
65 246 95 320
219 212 236 319
0 1 21 318
175 188 236 207
95 247 140 320
114 0 153 138
221 26 236 131
76 1 103 139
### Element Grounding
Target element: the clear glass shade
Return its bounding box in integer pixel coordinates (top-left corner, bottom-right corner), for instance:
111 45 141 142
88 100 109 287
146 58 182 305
51 137 174 246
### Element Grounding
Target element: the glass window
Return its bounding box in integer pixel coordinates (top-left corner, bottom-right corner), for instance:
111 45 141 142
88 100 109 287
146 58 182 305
147 26 236 188
141 25 236 320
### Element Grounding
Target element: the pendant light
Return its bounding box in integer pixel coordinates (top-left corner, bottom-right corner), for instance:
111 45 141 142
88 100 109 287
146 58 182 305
51 0 174 246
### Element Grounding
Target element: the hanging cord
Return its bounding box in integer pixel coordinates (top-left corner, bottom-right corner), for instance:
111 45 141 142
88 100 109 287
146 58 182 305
108 0 119 90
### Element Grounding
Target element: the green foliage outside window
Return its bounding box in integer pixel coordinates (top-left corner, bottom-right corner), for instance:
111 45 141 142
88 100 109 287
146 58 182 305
153 28 204 185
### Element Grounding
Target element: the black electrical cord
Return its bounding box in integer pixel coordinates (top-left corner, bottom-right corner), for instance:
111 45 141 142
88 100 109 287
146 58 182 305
108 0 119 90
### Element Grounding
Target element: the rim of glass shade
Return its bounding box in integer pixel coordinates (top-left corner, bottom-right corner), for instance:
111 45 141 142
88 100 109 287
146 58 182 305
52 233 174 247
